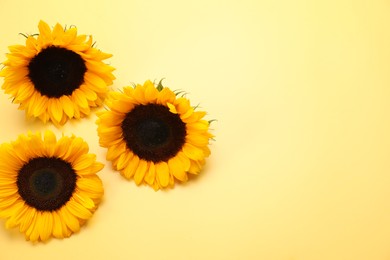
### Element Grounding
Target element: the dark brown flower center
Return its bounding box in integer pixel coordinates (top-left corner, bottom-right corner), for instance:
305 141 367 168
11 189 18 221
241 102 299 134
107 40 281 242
28 46 87 98
17 157 77 211
121 104 186 162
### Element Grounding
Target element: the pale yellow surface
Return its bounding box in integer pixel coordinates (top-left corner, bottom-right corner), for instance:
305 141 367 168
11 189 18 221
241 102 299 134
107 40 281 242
0 0 390 259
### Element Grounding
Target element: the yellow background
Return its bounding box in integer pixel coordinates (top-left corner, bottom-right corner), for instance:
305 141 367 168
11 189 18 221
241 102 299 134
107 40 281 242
1 0 390 259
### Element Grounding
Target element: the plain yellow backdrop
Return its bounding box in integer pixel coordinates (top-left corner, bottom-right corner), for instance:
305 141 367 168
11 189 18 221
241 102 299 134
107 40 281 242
0 0 390 259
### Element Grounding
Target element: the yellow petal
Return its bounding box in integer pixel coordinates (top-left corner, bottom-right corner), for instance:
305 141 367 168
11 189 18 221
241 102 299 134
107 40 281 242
52 23 65 44
10 142 29 163
5 201 28 229
25 91 38 117
66 199 93 220
144 81 158 101
157 87 176 105
111 99 135 113
72 89 89 109
167 102 178 114
186 134 209 147
169 173 175 187
183 143 204 161
39 112 50 124
168 156 188 182
60 95 75 118
58 209 72 238
99 132 123 147
106 142 127 161
72 153 96 171
144 162 156 185
151 181 160 191
54 135 72 159
188 159 204 175
134 160 148 185
44 130 57 157
49 98 64 123
0 187 18 197
59 206 80 233
0 176 17 186
203 145 211 157
73 103 81 118
156 162 170 188
0 145 24 170
39 211 53 241
26 37 39 51
0 196 19 210
52 211 64 238
77 177 103 194
133 84 147 104
176 97 191 114
25 211 39 242
122 154 139 179
64 137 89 162
19 207 36 233
123 86 135 96
177 151 191 171
187 120 209 132
32 94 48 117
180 108 194 121
77 162 104 176
84 72 108 90
15 83 35 102
31 211 46 242
98 110 125 127
73 191 95 209
98 125 123 136
116 152 133 170
38 20 53 43
8 44 27 53
80 85 98 101
77 184 103 200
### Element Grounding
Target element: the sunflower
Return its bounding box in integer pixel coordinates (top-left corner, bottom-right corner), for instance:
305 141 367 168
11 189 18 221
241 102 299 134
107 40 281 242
96 80 213 190
0 20 115 126
0 131 104 242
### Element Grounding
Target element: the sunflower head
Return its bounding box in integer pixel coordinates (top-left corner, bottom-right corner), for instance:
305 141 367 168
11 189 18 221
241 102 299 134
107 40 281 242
0 131 104 242
0 20 115 126
96 80 213 190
